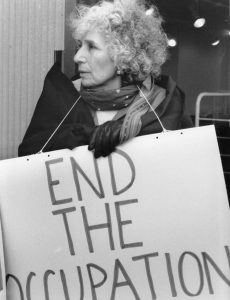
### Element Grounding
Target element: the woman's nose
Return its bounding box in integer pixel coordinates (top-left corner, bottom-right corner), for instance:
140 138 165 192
74 48 86 64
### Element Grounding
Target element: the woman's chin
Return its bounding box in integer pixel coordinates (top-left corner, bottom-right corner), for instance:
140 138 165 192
80 79 94 88
81 80 102 89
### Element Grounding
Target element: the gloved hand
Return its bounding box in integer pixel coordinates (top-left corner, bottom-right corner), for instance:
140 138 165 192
71 123 94 146
88 120 122 158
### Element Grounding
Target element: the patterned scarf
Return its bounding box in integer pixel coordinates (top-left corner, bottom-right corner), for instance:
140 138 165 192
80 84 139 110
118 77 166 142
77 76 166 143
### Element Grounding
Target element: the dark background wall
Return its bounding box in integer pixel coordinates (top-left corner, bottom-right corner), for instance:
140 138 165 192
162 28 230 115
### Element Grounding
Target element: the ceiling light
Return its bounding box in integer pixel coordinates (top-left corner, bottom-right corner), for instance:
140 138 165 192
222 29 230 37
168 38 177 47
145 8 154 16
211 39 220 46
193 17 206 28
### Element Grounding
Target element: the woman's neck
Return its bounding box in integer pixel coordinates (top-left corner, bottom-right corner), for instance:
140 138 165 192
95 75 122 91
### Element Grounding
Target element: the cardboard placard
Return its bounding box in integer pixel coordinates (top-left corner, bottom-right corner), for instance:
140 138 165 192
0 215 6 300
0 125 229 299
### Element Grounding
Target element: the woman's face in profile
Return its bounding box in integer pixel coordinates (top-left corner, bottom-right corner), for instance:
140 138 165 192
74 28 121 90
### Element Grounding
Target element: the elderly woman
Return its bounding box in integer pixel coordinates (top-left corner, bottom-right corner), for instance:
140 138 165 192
18 0 192 158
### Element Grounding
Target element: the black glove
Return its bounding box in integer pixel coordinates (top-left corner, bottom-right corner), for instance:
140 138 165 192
71 123 95 147
88 120 122 158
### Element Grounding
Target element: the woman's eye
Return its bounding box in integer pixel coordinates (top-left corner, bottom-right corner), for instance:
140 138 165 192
76 41 82 50
88 43 96 49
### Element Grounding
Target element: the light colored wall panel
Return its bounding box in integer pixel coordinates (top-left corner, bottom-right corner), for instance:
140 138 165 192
64 0 76 78
55 0 65 50
0 0 65 159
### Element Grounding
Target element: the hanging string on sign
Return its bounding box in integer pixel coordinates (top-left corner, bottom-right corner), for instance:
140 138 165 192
37 96 82 154
137 85 169 133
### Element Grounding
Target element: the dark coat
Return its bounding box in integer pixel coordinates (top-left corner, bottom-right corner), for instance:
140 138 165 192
18 63 193 156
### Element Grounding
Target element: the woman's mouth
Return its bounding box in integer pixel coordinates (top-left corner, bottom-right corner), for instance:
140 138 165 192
79 71 90 77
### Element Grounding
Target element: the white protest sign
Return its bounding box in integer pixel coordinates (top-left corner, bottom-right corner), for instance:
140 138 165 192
0 215 6 300
0 125 229 300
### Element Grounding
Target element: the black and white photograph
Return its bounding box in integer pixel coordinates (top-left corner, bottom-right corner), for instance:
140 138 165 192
0 0 229 299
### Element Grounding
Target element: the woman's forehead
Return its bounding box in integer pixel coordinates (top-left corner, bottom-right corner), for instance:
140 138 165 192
78 27 107 43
